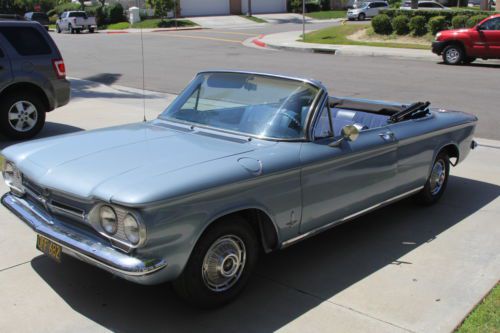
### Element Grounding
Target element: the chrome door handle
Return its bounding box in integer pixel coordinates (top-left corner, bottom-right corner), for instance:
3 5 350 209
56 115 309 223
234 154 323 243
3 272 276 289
379 131 395 141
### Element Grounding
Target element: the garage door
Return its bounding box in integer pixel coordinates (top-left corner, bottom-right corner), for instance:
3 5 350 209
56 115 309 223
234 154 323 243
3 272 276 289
241 0 286 14
181 0 230 16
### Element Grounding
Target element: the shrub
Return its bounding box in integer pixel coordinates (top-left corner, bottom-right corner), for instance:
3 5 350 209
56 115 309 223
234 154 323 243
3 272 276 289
107 3 125 23
452 15 468 29
392 15 409 35
451 15 469 29
372 14 392 35
409 15 427 36
428 16 448 35
466 14 488 28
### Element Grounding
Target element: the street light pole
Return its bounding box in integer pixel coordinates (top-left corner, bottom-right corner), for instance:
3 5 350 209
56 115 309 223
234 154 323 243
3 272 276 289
302 0 305 41
247 0 252 16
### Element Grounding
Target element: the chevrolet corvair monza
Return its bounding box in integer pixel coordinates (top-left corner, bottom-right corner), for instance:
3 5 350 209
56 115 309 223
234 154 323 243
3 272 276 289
1 71 477 307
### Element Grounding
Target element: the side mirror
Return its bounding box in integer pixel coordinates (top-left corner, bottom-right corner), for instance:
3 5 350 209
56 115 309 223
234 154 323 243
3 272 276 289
476 25 484 31
341 124 360 142
329 124 360 147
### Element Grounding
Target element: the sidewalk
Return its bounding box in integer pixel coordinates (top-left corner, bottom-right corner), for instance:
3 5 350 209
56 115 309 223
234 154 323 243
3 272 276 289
0 79 498 333
249 30 437 61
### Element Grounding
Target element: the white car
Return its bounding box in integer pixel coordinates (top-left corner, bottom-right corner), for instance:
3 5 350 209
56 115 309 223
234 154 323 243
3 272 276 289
347 1 389 20
400 1 451 10
56 11 97 34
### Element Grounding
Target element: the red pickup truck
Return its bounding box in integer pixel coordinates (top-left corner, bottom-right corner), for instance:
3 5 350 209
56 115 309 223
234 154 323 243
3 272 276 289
432 14 500 65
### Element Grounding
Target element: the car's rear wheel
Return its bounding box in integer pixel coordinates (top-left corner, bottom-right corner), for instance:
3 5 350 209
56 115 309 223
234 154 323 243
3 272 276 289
0 91 46 140
89 28 95 33
172 216 259 308
358 13 366 20
442 44 464 65
69 23 74 34
416 151 450 205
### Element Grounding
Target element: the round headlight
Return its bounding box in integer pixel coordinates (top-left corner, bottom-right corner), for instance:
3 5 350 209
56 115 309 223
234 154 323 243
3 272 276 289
2 161 24 195
100 206 117 234
123 214 140 245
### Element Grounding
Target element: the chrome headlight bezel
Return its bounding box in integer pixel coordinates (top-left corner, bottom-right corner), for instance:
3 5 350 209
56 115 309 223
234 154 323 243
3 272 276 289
2 160 25 196
89 203 147 251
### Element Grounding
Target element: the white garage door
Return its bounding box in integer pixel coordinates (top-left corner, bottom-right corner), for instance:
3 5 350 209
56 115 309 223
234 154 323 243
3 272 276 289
181 0 230 16
241 0 286 14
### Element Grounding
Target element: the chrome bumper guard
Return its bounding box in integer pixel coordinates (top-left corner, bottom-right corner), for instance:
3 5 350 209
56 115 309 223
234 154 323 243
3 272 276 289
2 193 167 277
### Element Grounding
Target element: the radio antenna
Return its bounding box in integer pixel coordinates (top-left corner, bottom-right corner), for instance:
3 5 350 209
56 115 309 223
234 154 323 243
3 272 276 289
138 1 146 122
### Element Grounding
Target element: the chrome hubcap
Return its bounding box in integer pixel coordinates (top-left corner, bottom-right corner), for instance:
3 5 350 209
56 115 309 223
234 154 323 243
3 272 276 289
202 235 246 292
430 159 446 195
8 101 38 132
446 48 460 63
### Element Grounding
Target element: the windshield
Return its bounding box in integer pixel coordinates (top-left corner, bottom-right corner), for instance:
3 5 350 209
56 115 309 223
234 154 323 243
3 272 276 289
160 72 320 140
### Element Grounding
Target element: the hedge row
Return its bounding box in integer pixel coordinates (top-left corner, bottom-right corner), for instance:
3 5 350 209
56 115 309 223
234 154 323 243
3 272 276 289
373 10 492 36
380 9 495 21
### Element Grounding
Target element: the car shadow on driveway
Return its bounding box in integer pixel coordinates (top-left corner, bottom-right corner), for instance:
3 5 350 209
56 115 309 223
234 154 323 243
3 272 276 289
0 122 84 150
30 176 499 333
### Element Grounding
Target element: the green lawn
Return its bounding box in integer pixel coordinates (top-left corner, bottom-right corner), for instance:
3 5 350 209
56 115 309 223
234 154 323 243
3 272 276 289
303 24 430 50
103 22 130 30
131 18 197 29
240 15 267 23
456 283 499 333
306 10 346 20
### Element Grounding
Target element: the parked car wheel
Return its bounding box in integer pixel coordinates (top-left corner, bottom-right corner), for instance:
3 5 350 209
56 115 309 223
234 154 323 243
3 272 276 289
358 13 366 20
442 44 464 65
0 91 46 140
89 27 95 33
56 24 61 33
172 216 259 308
416 151 450 205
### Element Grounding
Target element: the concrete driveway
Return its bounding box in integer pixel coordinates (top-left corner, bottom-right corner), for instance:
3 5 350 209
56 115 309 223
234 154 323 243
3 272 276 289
0 79 498 333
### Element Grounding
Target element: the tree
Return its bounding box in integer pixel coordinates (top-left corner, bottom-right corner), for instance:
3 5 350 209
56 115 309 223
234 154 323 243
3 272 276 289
13 0 57 13
150 0 173 19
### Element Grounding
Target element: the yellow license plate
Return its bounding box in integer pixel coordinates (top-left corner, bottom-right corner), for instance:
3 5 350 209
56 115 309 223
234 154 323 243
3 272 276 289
36 235 62 262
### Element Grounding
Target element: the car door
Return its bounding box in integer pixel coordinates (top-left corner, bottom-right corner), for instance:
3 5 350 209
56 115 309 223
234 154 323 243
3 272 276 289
299 102 398 234
478 17 500 57
376 3 389 15
366 3 377 17
0 37 13 90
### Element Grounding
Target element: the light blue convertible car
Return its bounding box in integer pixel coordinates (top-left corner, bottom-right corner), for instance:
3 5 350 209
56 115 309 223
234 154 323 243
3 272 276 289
2 71 477 307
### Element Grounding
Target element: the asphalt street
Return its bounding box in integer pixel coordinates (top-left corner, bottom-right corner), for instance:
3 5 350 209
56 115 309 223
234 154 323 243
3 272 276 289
50 23 500 140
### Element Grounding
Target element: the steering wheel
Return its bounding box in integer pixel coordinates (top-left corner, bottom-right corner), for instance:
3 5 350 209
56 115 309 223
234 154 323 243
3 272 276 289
276 110 301 128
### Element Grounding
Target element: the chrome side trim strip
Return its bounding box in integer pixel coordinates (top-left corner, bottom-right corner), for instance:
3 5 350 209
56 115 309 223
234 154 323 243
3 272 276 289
281 186 424 248
1 193 167 277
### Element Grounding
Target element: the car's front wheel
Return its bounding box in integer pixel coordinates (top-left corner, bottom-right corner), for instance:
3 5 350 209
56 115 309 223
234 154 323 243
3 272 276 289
416 151 450 205
358 13 366 20
442 44 464 65
0 91 46 140
56 24 61 33
172 216 259 308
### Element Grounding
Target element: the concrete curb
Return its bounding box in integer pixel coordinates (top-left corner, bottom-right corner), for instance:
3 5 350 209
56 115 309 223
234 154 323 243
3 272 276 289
102 26 204 34
249 30 440 61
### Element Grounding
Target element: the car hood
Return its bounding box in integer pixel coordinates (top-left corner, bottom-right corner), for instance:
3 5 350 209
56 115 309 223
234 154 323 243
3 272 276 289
438 28 473 36
2 121 263 201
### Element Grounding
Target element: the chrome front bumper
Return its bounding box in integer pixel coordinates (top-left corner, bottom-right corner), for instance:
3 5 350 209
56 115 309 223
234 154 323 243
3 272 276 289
2 193 167 282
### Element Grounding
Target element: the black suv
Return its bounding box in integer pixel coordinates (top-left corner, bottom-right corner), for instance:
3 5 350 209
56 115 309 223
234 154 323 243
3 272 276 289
0 21 70 139
24 12 50 30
